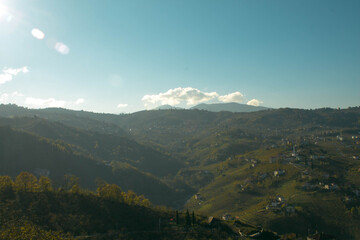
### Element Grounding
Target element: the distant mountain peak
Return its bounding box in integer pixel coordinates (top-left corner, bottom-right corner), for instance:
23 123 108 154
154 104 183 110
190 102 269 112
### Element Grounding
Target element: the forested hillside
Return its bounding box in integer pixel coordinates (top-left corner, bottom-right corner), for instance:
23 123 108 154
0 172 241 240
1 104 360 238
0 126 184 206
0 117 183 177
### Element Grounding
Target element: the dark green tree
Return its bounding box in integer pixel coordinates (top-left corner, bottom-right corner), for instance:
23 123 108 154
192 211 196 225
175 210 179 224
62 174 80 193
39 176 53 192
185 209 191 226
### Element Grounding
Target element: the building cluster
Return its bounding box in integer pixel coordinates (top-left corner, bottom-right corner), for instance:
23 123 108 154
274 169 286 177
265 195 295 213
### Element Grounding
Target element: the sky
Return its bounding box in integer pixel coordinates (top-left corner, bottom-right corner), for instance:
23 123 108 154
0 0 359 113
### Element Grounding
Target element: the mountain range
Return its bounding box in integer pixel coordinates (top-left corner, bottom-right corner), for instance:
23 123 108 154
154 102 269 112
191 102 270 112
1 103 360 238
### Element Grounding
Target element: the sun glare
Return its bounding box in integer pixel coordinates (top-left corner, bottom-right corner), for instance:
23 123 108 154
0 3 8 16
0 2 13 22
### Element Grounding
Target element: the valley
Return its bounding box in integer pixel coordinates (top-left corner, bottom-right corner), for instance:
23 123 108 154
1 104 360 238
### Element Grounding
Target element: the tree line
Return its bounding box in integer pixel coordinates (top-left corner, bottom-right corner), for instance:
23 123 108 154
0 172 151 207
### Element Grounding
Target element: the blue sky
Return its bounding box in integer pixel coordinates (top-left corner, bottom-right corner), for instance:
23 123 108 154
0 0 359 113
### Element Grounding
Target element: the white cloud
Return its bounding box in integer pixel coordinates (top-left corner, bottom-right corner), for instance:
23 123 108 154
0 73 12 84
142 87 219 107
142 87 263 109
0 91 24 104
3 66 29 75
218 91 244 103
117 103 128 108
0 66 29 84
75 98 84 105
0 93 9 102
25 97 66 108
247 99 263 106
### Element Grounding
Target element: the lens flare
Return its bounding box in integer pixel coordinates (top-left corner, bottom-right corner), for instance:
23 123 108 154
0 3 14 23
31 28 45 40
6 14 13 22
54 42 70 55
0 3 7 17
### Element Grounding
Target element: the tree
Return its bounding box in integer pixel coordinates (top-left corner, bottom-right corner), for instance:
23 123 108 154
0 176 14 198
39 176 53 192
185 209 191 226
124 190 137 205
15 172 38 192
176 210 179 225
0 221 75 240
0 176 13 191
137 195 151 207
192 211 196 225
95 178 107 190
97 183 123 202
62 175 80 193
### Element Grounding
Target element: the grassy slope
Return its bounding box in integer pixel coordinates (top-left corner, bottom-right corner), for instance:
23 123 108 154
185 142 360 238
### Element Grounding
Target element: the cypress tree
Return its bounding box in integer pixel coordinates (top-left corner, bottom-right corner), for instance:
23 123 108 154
185 209 191 226
192 211 195 225
175 210 179 224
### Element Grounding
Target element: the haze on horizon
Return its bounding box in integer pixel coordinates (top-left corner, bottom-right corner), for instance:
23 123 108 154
0 0 359 113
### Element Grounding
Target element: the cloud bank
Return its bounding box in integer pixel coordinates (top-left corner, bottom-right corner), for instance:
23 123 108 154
247 99 263 106
0 93 9 102
0 91 24 104
1 91 85 109
218 91 244 103
142 87 263 108
25 97 66 108
142 87 219 107
0 66 29 84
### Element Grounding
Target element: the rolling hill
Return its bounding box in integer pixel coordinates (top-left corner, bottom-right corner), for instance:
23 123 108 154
0 116 183 177
0 125 185 206
184 137 360 239
1 103 360 238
